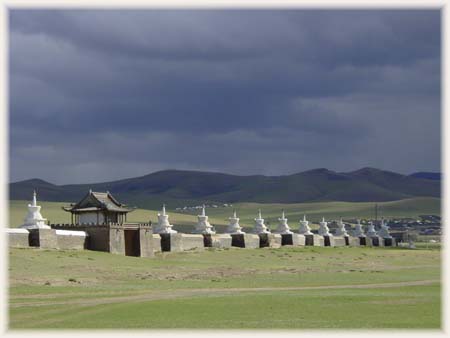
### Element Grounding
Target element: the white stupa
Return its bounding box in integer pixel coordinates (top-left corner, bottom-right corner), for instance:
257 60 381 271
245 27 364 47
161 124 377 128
335 218 349 237
366 221 378 237
353 219 365 237
225 210 245 234
253 209 270 234
153 204 177 234
318 217 332 236
193 205 216 234
20 191 50 229
377 218 392 239
299 215 313 235
275 210 293 234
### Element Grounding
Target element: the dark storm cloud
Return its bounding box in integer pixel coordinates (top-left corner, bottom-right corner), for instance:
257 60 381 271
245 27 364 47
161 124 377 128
9 10 441 184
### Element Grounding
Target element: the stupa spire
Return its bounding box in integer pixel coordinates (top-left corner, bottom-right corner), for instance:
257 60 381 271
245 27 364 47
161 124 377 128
254 209 269 234
366 221 377 237
275 209 292 234
335 217 349 237
353 219 365 237
299 214 312 235
226 209 244 234
32 190 37 207
193 203 215 234
20 191 49 229
153 203 176 234
378 218 392 239
318 217 331 236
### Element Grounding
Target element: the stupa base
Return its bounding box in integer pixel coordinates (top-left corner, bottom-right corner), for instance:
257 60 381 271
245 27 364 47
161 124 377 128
333 236 347 247
281 233 305 246
383 237 395 247
158 233 204 252
323 235 334 247
304 234 314 246
258 233 282 248
230 233 259 249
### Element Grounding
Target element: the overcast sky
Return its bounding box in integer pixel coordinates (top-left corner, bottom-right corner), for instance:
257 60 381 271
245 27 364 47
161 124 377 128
9 9 441 184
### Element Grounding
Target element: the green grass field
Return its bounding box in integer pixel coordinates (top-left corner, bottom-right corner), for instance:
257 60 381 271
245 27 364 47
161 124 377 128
9 245 441 329
8 197 441 329
9 196 441 233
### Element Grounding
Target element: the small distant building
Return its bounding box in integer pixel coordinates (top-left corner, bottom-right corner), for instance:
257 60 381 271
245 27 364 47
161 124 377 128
62 190 134 224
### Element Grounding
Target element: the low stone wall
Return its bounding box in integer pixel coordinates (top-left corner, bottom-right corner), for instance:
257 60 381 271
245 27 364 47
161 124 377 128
29 229 58 249
280 233 305 246
333 236 347 247
230 234 260 248
383 237 396 247
6 229 30 248
293 234 306 246
244 234 260 249
254 233 283 248
180 234 205 251
109 226 125 255
348 236 361 246
55 230 87 250
323 235 334 247
139 227 154 257
24 228 88 250
152 234 163 252
264 234 282 248
210 234 232 249
52 224 109 252
8 223 399 256
365 237 374 247
158 233 204 252
304 234 314 246
313 234 324 246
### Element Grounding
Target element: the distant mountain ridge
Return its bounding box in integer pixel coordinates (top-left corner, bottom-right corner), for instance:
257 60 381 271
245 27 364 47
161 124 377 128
10 167 441 208
409 172 441 181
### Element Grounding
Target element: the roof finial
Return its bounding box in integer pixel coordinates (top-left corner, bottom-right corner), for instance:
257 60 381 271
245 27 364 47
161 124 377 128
233 209 237 218
322 217 325 222
303 214 306 222
202 204 206 216
282 209 285 219
162 204 166 216
258 209 262 219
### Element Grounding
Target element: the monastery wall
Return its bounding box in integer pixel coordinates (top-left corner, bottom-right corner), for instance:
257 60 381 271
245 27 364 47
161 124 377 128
139 227 154 257
7 225 397 257
6 229 30 248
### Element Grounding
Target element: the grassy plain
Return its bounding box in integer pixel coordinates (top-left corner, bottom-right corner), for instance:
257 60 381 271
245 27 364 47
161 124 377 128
9 245 441 329
9 196 440 232
8 197 441 329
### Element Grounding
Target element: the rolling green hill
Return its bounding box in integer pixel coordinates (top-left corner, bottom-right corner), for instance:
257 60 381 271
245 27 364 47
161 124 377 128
9 167 441 209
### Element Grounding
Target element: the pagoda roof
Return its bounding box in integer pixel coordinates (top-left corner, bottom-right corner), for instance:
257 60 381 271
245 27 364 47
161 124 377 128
63 190 134 213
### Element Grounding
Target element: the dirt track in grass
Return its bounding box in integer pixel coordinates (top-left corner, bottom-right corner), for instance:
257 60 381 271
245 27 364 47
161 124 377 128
10 279 439 308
